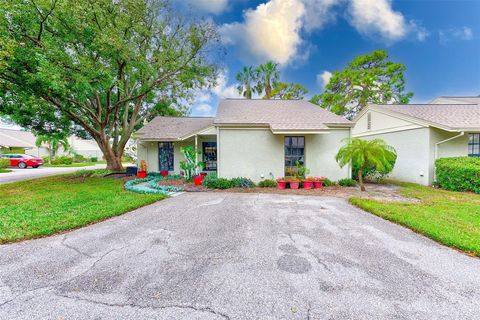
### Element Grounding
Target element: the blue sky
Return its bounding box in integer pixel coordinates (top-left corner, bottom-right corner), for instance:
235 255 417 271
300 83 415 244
177 0 480 116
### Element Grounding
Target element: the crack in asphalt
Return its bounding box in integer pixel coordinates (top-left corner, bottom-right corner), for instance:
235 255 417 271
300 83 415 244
61 234 93 258
54 293 231 319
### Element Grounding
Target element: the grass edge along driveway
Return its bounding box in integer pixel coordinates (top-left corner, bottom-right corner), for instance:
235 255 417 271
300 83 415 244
0 175 165 243
350 182 480 257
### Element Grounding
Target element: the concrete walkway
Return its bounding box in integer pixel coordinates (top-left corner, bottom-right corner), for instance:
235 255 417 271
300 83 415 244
0 164 107 184
0 193 479 319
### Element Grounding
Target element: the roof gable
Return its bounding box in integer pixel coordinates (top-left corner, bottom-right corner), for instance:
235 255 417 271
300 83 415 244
136 116 214 140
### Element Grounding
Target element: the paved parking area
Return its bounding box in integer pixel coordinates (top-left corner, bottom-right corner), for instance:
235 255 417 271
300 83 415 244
0 164 106 184
0 193 479 319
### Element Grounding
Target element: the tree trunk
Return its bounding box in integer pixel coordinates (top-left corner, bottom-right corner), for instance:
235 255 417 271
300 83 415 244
358 168 366 192
95 136 124 171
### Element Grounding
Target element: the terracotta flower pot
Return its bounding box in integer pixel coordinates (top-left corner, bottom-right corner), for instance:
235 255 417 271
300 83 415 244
277 181 287 189
289 181 299 189
314 181 324 188
160 170 168 177
137 171 147 178
193 175 204 186
303 181 313 190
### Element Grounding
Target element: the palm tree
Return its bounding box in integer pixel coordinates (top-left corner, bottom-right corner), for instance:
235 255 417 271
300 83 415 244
255 61 280 99
35 133 70 163
336 138 396 191
236 66 256 99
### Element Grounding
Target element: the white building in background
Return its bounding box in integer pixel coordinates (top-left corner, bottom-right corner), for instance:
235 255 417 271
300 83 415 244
0 128 103 159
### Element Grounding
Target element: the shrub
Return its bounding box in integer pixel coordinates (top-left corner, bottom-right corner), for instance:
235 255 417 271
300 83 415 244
90 157 98 162
231 177 255 188
72 154 87 163
352 158 396 182
51 155 73 165
202 174 234 189
322 178 335 187
435 157 480 194
0 158 10 169
258 179 277 188
338 178 357 187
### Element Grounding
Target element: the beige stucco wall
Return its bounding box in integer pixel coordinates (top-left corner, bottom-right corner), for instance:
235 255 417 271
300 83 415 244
358 128 432 185
218 128 284 182
218 127 350 182
305 129 351 181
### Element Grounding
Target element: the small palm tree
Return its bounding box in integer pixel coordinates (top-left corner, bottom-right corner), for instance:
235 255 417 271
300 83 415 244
336 138 396 191
236 66 256 99
35 133 70 163
255 61 280 99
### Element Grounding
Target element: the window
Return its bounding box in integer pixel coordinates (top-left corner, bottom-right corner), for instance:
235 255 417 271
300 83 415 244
285 136 305 176
468 133 480 157
158 142 174 171
202 142 217 171
367 112 372 130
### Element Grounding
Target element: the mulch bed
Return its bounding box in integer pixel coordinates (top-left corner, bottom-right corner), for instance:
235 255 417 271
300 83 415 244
156 178 208 192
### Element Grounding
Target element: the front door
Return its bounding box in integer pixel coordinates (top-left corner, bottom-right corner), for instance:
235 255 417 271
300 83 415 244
158 142 174 172
202 142 217 171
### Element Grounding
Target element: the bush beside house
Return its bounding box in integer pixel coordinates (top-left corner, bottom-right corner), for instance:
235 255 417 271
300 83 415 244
435 157 480 194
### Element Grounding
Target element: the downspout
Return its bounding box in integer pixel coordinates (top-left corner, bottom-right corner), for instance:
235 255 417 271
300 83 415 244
433 131 464 180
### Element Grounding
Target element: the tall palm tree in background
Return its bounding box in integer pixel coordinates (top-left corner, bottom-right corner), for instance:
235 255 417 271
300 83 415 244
255 61 280 99
35 133 70 163
235 66 256 99
336 138 397 191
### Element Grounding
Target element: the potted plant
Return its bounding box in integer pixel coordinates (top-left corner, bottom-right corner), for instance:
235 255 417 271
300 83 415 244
193 175 204 186
180 146 204 182
289 177 300 189
276 177 287 190
314 176 325 188
160 170 168 177
137 160 147 178
303 176 314 190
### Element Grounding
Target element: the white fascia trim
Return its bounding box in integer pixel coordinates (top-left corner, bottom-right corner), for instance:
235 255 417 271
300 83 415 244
271 131 331 135
180 125 217 140
352 124 424 137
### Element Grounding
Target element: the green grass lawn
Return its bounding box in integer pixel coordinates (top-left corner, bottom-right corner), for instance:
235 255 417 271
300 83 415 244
43 161 107 167
0 175 165 243
350 183 480 256
0 169 12 173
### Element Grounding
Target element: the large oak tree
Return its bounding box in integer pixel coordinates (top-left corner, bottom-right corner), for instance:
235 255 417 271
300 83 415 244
0 0 219 170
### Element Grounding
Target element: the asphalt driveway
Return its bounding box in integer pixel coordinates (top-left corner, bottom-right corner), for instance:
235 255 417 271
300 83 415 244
0 193 479 319
0 164 107 184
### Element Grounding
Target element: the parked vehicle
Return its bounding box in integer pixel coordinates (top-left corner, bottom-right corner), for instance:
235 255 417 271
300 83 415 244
1 154 44 168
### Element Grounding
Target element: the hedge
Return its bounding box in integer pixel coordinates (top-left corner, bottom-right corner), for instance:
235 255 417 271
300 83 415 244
435 157 480 194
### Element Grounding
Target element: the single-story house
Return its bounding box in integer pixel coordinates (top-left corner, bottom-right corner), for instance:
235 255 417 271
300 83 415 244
352 96 480 185
0 128 103 158
136 99 354 182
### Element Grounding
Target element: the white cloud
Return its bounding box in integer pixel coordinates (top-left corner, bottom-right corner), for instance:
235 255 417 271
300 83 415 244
220 0 306 65
439 26 473 44
211 71 242 99
194 103 213 116
348 0 407 42
316 70 332 89
303 0 341 32
347 0 428 43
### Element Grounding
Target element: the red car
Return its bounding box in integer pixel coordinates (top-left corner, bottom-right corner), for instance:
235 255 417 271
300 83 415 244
1 154 44 168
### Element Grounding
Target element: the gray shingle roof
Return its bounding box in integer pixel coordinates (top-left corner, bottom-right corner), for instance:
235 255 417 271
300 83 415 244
215 99 352 131
136 116 214 140
430 96 480 105
373 103 480 131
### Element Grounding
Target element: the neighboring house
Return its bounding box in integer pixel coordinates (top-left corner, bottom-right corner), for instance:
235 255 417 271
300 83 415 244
0 128 103 159
137 99 353 182
352 96 480 185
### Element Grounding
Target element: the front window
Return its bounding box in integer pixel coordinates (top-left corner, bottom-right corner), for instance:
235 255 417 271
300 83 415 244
468 133 480 157
158 142 174 171
202 142 217 171
285 136 305 176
